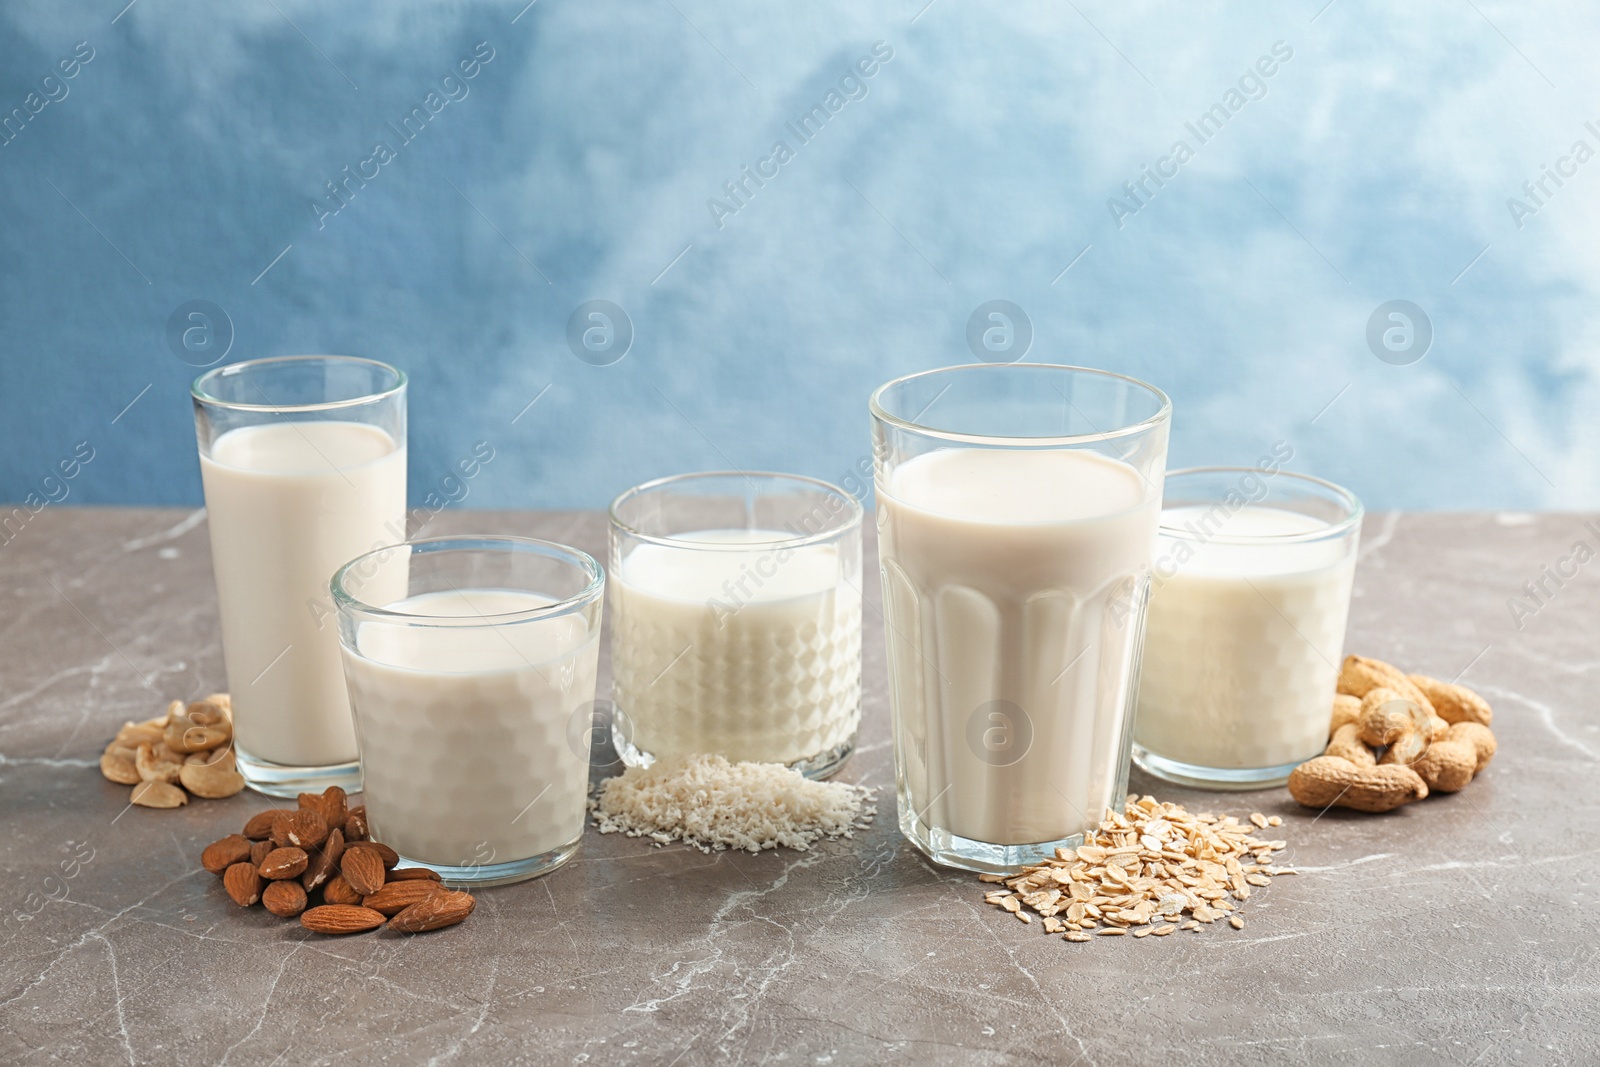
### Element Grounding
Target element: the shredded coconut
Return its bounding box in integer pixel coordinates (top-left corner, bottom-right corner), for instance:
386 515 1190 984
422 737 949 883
589 754 876 854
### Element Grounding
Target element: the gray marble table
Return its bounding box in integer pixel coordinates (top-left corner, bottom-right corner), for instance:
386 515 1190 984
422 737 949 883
1 508 1597 1065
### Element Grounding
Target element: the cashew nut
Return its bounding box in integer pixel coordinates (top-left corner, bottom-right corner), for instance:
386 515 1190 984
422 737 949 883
179 747 247 799
100 748 140 785
135 742 183 783
131 779 188 808
165 700 233 754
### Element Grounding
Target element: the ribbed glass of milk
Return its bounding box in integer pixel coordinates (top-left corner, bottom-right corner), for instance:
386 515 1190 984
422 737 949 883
192 356 407 797
608 472 863 779
332 536 605 886
871 364 1170 874
1132 467 1362 789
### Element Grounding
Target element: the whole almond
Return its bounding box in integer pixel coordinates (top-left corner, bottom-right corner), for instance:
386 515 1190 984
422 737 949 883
301 828 345 893
388 890 475 934
262 880 308 918
347 841 399 869
362 880 444 916
341 847 386 896
201 834 252 876
300 905 386 935
223 862 262 907
387 867 442 883
322 874 363 906
284 809 329 850
244 809 292 840
259 847 309 880
250 838 275 866
343 807 369 842
299 786 348 829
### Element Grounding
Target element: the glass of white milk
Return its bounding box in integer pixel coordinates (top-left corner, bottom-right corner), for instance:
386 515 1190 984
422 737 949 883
332 536 604 885
1132 467 1362 789
192 356 407 797
608 472 863 779
871 364 1170 874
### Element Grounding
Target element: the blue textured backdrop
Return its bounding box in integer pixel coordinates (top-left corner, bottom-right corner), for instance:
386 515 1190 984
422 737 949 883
2 1 1595 513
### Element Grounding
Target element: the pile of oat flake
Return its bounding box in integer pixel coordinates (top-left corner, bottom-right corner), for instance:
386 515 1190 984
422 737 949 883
982 795 1295 941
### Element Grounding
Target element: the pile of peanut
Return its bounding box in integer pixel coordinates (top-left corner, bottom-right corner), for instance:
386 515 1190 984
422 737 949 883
202 786 476 935
99 694 245 807
1288 655 1497 813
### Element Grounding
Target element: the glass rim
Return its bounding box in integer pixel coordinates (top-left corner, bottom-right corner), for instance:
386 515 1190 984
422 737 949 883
1159 465 1364 545
868 362 1172 447
192 355 407 414
330 535 605 626
608 470 864 551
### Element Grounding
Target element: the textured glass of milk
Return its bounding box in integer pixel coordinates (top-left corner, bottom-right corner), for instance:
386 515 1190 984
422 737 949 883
609 473 863 778
334 537 604 886
872 364 1170 874
1133 467 1362 789
193 357 406 797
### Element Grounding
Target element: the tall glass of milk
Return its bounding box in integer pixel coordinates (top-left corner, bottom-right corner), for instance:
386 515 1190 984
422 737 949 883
608 472 863 779
192 356 407 797
333 536 604 885
1133 466 1362 789
871 364 1170 874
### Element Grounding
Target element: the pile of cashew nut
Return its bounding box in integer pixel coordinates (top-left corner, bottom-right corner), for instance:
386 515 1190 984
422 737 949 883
1288 656 1496 813
99 694 246 808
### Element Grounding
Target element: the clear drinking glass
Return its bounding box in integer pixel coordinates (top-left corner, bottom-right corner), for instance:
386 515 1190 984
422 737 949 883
871 364 1170 874
1132 466 1363 789
332 536 604 886
193 356 406 797
608 472 863 779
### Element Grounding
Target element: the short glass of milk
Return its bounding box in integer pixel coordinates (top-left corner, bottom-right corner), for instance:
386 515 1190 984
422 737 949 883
332 536 604 886
192 356 407 797
871 364 1170 874
608 472 863 779
1132 466 1362 789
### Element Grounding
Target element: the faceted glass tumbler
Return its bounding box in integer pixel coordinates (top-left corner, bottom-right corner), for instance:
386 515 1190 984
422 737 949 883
608 472 863 779
333 536 604 886
1132 466 1363 790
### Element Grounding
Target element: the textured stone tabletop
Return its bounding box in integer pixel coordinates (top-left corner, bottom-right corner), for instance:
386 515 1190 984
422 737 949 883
2 508 1597 1066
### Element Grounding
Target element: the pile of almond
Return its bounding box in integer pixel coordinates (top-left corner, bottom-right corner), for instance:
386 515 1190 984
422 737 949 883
202 786 476 935
100 694 245 807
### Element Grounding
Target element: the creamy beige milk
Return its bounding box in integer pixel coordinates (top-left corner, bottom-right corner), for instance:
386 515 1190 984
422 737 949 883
612 530 861 765
1135 505 1356 769
342 589 597 867
200 421 405 767
877 449 1159 846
